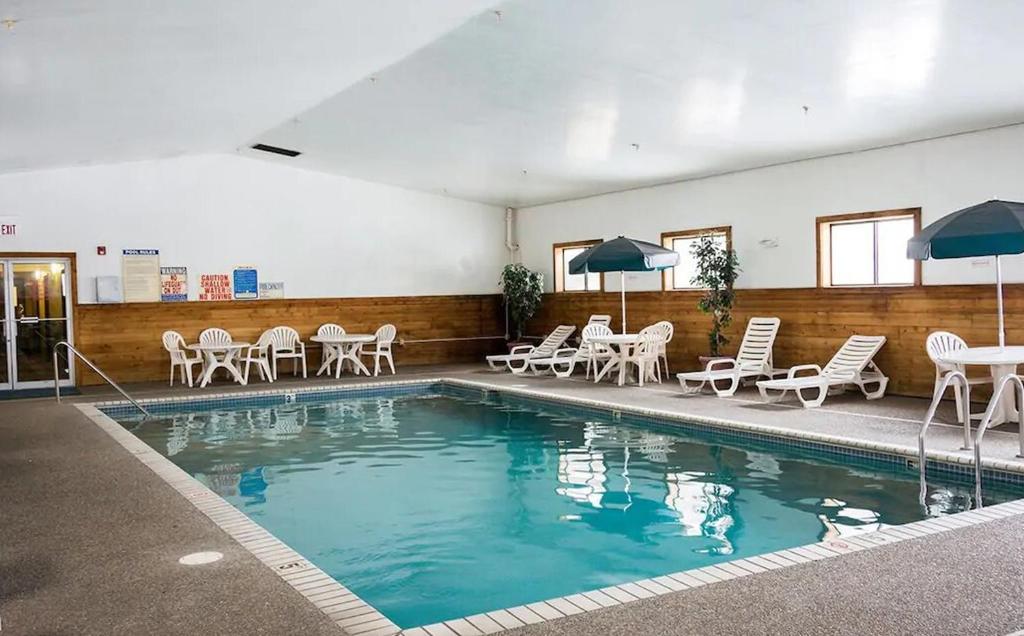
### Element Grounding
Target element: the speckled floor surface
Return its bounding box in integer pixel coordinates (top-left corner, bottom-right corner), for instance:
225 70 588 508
0 398 344 636
5 363 1024 635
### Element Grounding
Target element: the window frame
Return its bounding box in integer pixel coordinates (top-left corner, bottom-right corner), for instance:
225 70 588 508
816 208 922 288
660 226 733 291
553 239 604 293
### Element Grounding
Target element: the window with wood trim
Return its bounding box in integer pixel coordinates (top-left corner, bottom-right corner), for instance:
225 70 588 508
817 208 921 287
553 240 603 292
661 226 732 290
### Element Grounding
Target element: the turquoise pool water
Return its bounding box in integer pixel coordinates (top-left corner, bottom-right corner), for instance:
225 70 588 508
115 386 1023 628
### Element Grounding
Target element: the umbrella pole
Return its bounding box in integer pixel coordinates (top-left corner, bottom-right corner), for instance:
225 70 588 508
620 271 627 335
997 254 1006 349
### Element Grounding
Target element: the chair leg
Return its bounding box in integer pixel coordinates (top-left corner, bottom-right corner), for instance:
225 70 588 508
169 364 175 387
185 364 194 388
387 352 395 375
374 354 380 377
271 355 278 381
301 355 308 379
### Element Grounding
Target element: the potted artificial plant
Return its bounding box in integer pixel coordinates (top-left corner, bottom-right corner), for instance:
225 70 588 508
690 234 740 363
499 263 544 350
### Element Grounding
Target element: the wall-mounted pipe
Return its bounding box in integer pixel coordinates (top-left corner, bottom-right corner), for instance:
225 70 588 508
505 207 519 263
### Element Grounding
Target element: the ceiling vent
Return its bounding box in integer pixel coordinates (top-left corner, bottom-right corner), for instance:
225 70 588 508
250 143 301 157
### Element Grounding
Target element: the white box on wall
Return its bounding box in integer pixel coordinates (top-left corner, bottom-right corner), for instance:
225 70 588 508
95 276 123 303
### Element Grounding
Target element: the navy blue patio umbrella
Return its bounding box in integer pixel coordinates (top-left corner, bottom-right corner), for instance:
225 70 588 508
569 236 680 333
908 199 1024 347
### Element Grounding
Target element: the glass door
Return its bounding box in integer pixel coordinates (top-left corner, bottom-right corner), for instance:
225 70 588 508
4 259 74 390
0 262 9 391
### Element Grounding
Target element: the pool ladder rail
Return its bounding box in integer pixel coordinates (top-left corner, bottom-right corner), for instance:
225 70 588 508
52 341 150 418
919 370 1024 506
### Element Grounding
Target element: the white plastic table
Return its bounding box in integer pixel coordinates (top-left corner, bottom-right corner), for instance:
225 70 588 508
588 334 641 386
186 342 250 388
311 334 376 378
938 346 1024 425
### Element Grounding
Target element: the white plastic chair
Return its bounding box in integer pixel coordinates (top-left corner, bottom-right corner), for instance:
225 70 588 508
926 331 990 423
361 324 397 376
757 335 888 408
317 323 345 364
268 326 307 379
677 317 781 397
197 327 233 380
241 329 274 384
630 325 663 385
623 325 663 386
162 330 202 387
653 320 674 374
588 315 612 327
199 327 232 347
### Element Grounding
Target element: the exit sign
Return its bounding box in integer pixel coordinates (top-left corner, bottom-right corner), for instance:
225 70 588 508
0 216 19 237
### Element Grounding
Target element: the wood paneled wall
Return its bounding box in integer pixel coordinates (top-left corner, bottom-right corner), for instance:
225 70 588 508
74 294 505 385
529 285 1024 398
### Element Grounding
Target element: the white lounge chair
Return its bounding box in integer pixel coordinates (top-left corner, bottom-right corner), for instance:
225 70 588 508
529 323 613 378
756 335 888 408
268 326 307 379
925 331 990 423
486 325 576 374
677 317 781 397
162 330 203 387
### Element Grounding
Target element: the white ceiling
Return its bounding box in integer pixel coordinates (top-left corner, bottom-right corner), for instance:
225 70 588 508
5 1 1024 207
248 0 1024 206
0 0 495 173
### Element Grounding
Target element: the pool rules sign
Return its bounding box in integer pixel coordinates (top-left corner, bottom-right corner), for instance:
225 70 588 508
121 249 161 303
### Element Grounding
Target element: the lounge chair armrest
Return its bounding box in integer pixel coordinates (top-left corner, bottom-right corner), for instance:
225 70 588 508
787 364 822 378
704 358 738 372
509 345 535 355
553 347 578 357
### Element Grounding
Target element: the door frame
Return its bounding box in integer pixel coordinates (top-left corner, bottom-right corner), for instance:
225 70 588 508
0 252 78 390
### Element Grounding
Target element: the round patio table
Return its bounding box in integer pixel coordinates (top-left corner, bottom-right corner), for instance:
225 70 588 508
938 346 1024 425
587 333 641 386
186 342 250 388
311 334 376 378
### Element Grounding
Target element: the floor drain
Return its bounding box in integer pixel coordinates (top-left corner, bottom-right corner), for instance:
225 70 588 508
178 551 224 565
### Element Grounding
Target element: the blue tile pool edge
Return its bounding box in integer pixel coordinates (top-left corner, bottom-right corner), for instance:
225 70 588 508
77 385 1024 636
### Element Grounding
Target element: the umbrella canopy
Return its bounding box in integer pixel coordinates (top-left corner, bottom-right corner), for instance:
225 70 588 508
907 199 1024 348
907 199 1024 260
569 236 680 274
568 236 680 333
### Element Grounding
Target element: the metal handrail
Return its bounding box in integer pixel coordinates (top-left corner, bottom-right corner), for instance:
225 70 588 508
53 341 150 417
972 374 1024 506
918 371 972 506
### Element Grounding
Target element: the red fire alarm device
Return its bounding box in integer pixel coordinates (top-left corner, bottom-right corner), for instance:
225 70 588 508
97 246 106 255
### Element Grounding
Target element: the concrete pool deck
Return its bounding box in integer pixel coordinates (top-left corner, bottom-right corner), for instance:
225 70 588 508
3 363 1024 634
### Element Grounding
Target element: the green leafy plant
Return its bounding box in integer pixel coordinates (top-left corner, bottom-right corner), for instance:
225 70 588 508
690 235 740 356
500 263 544 340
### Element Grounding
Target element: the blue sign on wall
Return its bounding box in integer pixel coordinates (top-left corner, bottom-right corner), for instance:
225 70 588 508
233 266 258 300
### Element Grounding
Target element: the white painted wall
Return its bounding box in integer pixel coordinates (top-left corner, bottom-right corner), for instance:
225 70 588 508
518 124 1024 292
0 154 506 303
